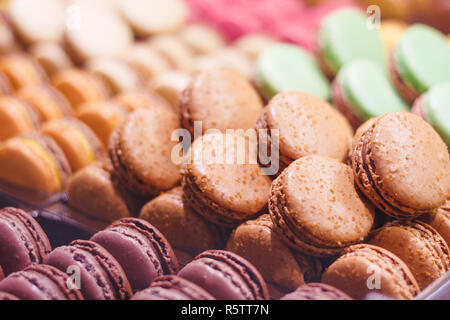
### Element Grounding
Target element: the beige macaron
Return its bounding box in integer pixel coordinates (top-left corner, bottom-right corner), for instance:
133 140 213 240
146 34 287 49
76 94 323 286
179 24 225 55
150 71 192 112
124 43 171 82
149 35 195 73
233 34 278 60
29 42 73 77
179 68 263 136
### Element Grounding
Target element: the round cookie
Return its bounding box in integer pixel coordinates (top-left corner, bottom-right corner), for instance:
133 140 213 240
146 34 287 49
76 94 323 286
149 35 195 73
29 42 73 76
322 244 420 300
179 68 263 136
281 283 352 300
150 71 192 112
350 111 450 219
0 96 40 141
269 155 375 257
181 131 272 228
179 24 225 55
421 200 450 248
0 53 46 90
113 90 171 112
124 43 171 82
256 91 353 174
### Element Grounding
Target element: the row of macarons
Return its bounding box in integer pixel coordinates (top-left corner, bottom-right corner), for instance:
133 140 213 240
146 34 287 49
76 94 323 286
0 206 355 300
0 206 447 300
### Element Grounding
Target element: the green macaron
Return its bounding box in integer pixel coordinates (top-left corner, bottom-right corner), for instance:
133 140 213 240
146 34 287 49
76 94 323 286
332 59 408 128
256 44 330 101
318 8 385 77
392 24 450 103
413 82 450 146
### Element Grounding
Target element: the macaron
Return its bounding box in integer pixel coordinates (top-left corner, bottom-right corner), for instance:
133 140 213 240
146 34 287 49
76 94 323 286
108 108 181 198
280 283 352 300
421 200 450 248
0 207 51 276
0 71 12 95
139 187 226 256
113 90 172 112
124 43 171 82
0 15 17 55
16 85 72 123
76 101 128 148
41 118 107 172
234 34 278 60
226 214 323 293
179 24 225 55
179 68 263 136
322 244 420 300
86 57 144 95
51 68 110 110
350 111 450 219
212 48 254 79
132 275 215 300
90 218 179 292
8 0 66 46
67 162 142 223
378 20 408 55
150 71 192 112
332 59 408 128
178 250 270 300
149 35 195 73
116 0 187 36
412 82 450 146
256 91 353 174
390 24 450 104
43 240 133 300
29 42 73 77
182 131 272 228
0 53 46 90
0 134 72 193
256 44 330 101
269 155 375 257
0 264 84 300
0 291 19 300
369 220 450 290
64 1 133 64
0 96 40 141
318 8 385 77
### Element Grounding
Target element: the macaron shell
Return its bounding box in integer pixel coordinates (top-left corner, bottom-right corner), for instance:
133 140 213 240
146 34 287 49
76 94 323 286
354 112 449 216
150 71 191 112
124 43 171 81
318 8 385 75
0 291 19 300
67 163 132 223
0 97 38 141
179 24 225 55
149 35 194 73
281 283 352 300
0 54 46 90
424 201 450 247
256 44 330 100
29 42 73 77
114 90 171 112
322 244 420 300
369 221 450 290
179 68 263 135
393 24 450 94
109 108 181 197
139 187 224 255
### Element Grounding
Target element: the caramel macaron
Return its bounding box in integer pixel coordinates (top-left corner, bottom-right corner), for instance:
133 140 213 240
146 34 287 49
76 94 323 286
16 85 72 122
179 68 263 136
369 220 450 290
113 90 171 112
0 53 46 90
350 111 450 219
422 200 450 248
109 108 181 198
269 155 375 258
76 101 128 147
182 131 272 228
51 68 110 110
226 214 322 293
0 96 39 141
139 187 226 256
256 91 353 175
67 162 142 222
322 244 420 300
41 118 107 172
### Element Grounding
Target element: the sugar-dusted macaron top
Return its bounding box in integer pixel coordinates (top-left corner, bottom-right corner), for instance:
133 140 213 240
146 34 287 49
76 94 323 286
394 24 450 94
180 68 263 135
367 112 449 211
421 82 450 145
278 155 374 246
318 8 385 75
184 131 271 216
336 59 408 121
256 44 330 100
263 91 353 163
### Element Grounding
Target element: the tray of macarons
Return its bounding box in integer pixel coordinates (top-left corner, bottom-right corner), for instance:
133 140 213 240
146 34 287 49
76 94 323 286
0 0 449 302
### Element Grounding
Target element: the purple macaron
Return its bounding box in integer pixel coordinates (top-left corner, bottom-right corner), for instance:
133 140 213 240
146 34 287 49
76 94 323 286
132 275 215 300
0 264 84 300
90 218 179 292
178 250 270 300
43 240 132 300
0 207 52 276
